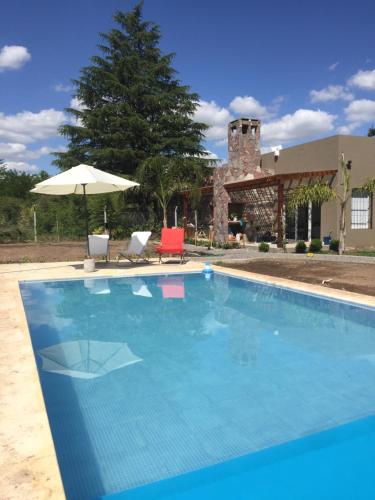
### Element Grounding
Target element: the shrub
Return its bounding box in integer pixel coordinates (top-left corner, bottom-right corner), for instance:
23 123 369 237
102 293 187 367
329 239 339 252
295 240 307 253
259 242 270 253
210 241 240 249
309 239 322 253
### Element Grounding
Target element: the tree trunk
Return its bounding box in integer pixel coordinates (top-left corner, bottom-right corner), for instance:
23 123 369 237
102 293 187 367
163 206 168 228
339 201 346 255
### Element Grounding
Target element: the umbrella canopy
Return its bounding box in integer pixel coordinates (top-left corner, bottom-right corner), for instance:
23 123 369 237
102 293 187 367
31 163 139 195
31 164 139 257
38 340 142 379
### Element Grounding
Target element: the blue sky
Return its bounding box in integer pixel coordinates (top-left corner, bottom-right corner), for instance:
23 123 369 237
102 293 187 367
0 0 374 173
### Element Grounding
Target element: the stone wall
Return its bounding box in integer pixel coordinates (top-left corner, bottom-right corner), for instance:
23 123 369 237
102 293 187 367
213 118 275 242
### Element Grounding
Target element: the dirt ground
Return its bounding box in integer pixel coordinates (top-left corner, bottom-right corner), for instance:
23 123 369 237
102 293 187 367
221 259 375 297
0 240 153 263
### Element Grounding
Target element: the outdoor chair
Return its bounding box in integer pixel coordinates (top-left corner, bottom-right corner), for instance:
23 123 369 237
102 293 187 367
116 231 151 263
88 235 110 261
156 228 185 263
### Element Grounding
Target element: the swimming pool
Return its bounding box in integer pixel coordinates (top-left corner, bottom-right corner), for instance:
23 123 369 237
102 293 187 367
20 272 375 499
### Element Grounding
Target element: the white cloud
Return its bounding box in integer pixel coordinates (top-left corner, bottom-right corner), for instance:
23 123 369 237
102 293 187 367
214 137 228 146
229 96 270 119
70 97 85 111
4 161 38 173
69 98 86 126
204 150 219 160
0 143 67 172
194 98 339 151
193 96 282 142
310 85 354 103
328 62 339 71
337 123 360 135
54 83 72 93
348 69 375 90
0 143 54 162
344 99 375 124
0 142 28 158
0 45 31 71
0 109 66 143
262 109 336 144
193 100 233 141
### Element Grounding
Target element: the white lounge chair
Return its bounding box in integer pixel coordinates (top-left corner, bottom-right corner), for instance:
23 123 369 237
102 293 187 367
116 231 152 263
88 235 110 261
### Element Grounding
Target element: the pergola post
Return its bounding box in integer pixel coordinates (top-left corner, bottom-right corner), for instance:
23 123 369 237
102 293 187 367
307 201 312 241
277 182 284 248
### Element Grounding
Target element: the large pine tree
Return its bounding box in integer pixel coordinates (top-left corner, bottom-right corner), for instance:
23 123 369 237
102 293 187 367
54 3 207 175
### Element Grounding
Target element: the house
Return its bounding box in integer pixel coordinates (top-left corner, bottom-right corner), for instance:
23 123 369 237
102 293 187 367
263 134 375 247
206 118 375 248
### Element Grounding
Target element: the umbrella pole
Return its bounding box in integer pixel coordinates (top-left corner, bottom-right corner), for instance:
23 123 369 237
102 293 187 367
82 184 90 257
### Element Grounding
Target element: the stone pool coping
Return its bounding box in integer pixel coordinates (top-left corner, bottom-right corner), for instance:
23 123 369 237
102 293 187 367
1 259 374 499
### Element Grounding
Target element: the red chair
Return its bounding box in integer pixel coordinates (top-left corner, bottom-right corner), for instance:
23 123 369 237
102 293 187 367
156 228 185 263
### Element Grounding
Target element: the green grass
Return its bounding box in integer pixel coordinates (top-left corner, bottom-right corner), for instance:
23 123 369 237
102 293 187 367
348 250 375 257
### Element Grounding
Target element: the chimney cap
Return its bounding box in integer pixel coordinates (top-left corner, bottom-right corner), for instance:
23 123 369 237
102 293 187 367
229 118 260 124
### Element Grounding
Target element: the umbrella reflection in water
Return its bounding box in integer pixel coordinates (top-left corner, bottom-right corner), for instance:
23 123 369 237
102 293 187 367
38 340 142 379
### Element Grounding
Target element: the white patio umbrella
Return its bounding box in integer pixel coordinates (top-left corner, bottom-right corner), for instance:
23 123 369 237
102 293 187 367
31 164 139 257
38 340 142 379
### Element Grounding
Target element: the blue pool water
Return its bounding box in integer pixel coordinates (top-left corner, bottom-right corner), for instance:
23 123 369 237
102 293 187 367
20 272 375 499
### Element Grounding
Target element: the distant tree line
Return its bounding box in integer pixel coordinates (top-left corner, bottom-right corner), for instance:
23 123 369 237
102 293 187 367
0 160 168 243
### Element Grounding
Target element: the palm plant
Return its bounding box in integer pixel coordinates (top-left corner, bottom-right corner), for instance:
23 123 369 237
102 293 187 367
288 156 350 255
136 156 209 227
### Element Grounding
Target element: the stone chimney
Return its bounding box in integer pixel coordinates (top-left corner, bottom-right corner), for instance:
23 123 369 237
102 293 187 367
228 118 261 176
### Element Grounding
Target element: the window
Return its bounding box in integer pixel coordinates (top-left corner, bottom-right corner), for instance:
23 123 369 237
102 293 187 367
351 189 372 229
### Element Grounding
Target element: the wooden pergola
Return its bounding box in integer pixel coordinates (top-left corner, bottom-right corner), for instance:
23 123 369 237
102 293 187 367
181 169 337 246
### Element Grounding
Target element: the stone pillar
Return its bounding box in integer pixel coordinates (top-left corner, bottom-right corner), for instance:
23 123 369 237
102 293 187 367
213 167 230 243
